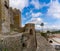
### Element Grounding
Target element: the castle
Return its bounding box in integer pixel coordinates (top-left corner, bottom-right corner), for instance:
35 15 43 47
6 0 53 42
0 0 35 34
0 0 57 51
0 0 37 51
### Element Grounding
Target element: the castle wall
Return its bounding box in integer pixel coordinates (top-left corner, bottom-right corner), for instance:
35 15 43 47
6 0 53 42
0 0 10 33
0 1 2 33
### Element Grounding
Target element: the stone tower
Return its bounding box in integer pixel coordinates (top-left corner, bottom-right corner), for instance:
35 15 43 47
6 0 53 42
24 23 35 33
0 0 10 33
13 8 21 28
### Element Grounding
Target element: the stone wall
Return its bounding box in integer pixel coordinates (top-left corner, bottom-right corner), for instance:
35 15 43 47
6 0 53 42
22 32 37 51
0 31 37 51
0 0 10 33
0 0 2 33
24 23 35 33
0 33 22 51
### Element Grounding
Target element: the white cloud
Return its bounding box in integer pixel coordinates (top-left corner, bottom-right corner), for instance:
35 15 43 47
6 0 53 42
9 0 29 11
26 17 42 24
30 0 50 9
35 22 48 30
31 0 40 9
46 0 60 30
26 11 43 24
45 23 60 30
35 22 60 30
25 11 48 30
47 0 60 19
32 12 42 17
49 25 60 30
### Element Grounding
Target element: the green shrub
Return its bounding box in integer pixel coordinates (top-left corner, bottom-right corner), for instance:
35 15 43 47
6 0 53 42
41 33 48 40
4 48 8 51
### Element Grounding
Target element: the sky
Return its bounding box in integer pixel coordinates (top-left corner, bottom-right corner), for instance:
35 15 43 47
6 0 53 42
10 0 60 30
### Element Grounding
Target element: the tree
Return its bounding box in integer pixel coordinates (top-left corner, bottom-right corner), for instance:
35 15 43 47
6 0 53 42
47 30 50 33
40 23 44 32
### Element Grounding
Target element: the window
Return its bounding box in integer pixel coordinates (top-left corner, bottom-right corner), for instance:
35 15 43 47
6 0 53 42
4 1 9 9
22 43 26 47
3 19 5 22
30 29 33 35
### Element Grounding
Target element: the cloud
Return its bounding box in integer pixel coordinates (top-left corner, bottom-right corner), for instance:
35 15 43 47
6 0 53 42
36 24 60 31
9 0 29 11
32 12 42 17
25 11 43 24
30 0 50 9
35 22 48 31
47 25 60 30
26 17 42 24
47 0 60 19
31 0 40 9
10 0 60 30
35 20 60 30
25 11 49 30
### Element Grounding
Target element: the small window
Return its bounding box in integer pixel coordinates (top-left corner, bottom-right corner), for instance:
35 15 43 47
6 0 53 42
30 29 33 35
3 19 5 22
22 43 26 47
4 1 9 9
1 40 3 42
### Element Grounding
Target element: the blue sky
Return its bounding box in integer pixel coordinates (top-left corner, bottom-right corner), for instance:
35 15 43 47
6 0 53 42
10 0 60 30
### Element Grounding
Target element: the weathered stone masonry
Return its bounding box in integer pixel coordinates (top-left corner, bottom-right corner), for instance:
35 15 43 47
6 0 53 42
0 0 10 33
